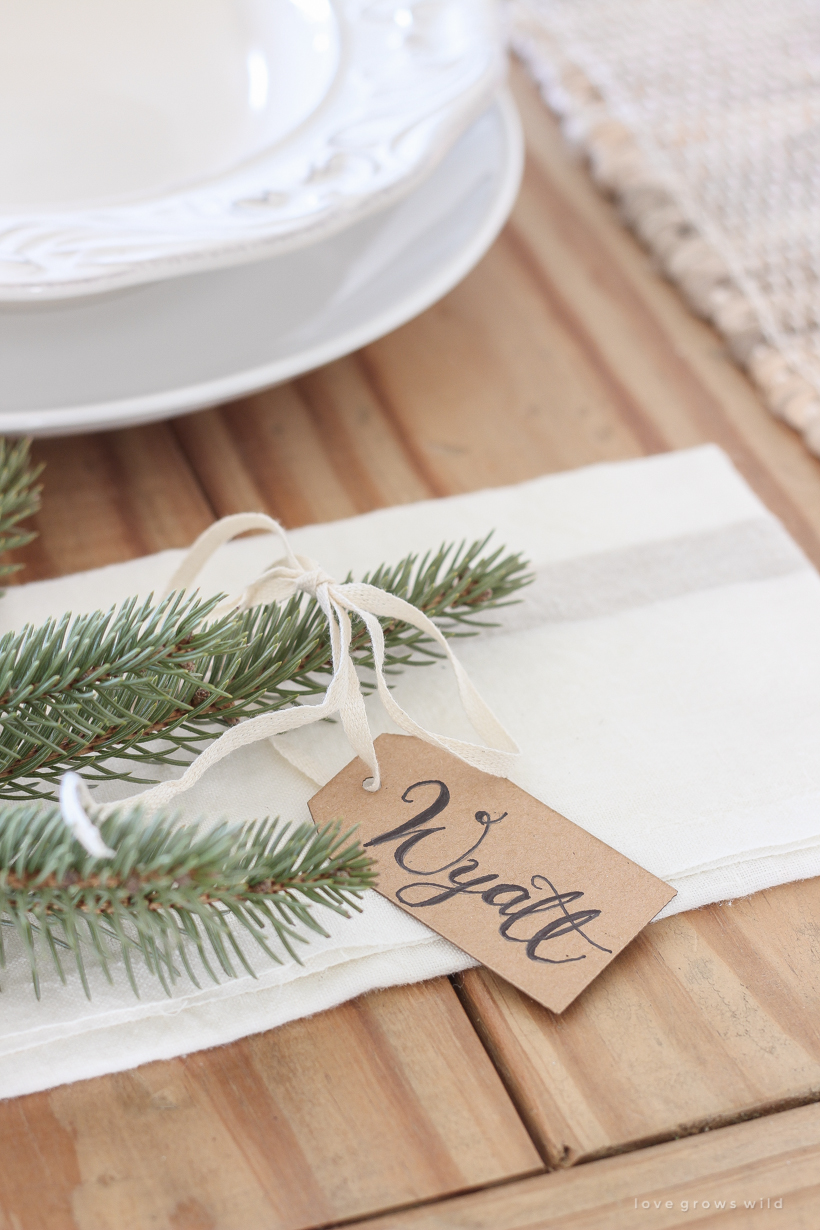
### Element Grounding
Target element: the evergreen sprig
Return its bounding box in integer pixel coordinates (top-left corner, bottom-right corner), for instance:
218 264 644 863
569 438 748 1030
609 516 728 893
0 439 42 579
0 800 374 999
0 537 531 799
0 442 533 998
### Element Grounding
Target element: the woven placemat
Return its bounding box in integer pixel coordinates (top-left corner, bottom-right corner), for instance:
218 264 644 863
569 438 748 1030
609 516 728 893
510 0 820 455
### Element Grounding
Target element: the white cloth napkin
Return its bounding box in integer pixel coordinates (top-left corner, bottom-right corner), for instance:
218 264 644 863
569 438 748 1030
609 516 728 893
1 444 818 1099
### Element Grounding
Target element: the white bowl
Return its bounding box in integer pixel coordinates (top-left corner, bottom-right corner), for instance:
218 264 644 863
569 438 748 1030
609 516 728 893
0 0 504 302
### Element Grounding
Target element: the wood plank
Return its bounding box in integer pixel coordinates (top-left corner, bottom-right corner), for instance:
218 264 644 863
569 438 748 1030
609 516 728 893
357 225 648 495
351 1099 820 1229
171 356 434 525
455 876 820 1167
171 407 269 518
13 425 214 581
0 981 540 1230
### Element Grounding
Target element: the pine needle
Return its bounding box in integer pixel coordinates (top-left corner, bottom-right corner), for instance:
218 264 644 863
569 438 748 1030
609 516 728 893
0 439 42 580
0 801 375 999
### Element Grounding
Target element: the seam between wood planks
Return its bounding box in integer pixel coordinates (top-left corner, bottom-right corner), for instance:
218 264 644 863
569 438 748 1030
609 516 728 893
301 1167 548 1230
451 964 820 1172
169 420 227 524
449 972 557 1169
316 1094 820 1229
294 373 396 514
353 351 451 499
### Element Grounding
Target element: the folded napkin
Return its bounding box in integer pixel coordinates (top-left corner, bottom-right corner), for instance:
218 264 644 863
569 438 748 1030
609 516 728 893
1 444 818 1099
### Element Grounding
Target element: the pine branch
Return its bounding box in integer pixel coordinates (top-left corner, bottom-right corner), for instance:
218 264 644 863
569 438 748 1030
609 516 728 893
0 439 42 579
0 537 532 799
0 800 375 999
0 590 248 795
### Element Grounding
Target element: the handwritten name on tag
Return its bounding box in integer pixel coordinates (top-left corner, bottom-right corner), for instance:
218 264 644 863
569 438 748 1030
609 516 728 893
309 734 676 1013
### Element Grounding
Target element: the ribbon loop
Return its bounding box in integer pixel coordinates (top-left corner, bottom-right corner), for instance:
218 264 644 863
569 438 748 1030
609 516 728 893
125 514 519 812
60 773 116 858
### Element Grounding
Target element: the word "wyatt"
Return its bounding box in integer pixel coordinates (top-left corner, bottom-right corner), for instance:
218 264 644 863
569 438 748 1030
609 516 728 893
365 778 611 966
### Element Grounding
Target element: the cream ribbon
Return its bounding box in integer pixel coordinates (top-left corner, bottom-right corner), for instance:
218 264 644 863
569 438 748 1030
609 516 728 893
59 773 115 858
64 512 519 845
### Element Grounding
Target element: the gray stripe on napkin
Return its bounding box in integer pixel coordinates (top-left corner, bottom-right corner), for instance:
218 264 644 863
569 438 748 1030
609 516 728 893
492 519 809 631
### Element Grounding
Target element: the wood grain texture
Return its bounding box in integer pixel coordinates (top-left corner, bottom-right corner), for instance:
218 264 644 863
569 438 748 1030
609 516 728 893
171 356 434 526
16 426 214 581
455 876 820 1167
351 1099 820 1229
0 981 539 1230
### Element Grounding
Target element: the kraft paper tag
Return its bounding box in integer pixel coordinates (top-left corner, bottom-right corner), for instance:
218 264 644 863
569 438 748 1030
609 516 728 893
308 734 676 1014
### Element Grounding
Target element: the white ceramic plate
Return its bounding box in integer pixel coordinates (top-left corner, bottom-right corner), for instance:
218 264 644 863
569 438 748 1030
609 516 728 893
0 92 522 436
0 0 504 302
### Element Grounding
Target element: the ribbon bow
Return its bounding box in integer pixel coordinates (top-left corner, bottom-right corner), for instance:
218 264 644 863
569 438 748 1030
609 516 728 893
92 512 518 819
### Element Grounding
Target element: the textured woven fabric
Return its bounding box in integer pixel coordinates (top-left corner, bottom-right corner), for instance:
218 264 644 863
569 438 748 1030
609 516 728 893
510 0 820 454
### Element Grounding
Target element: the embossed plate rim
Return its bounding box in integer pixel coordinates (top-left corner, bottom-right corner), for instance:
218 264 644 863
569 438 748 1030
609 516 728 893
0 0 504 302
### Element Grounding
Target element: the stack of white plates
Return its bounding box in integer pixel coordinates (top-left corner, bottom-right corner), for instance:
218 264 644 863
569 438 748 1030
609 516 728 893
0 0 522 435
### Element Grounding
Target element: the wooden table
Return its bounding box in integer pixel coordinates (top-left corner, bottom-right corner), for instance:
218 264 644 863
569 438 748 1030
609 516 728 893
4 63 820 1229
